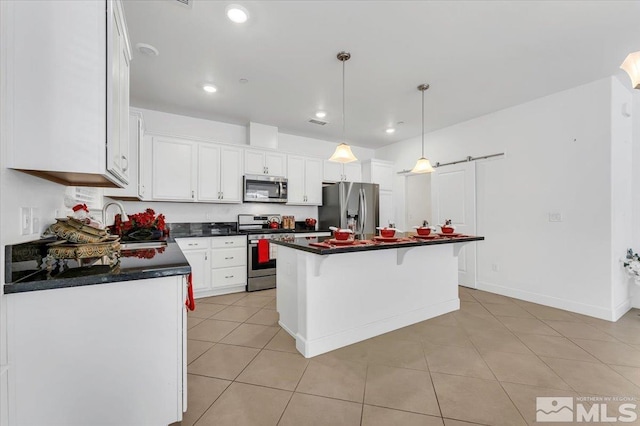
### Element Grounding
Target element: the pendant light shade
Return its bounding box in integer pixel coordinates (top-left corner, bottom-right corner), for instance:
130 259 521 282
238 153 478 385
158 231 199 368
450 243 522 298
329 51 358 163
411 84 434 174
621 51 640 90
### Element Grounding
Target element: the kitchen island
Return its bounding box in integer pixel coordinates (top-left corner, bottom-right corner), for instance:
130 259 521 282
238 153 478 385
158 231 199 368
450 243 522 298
272 234 483 358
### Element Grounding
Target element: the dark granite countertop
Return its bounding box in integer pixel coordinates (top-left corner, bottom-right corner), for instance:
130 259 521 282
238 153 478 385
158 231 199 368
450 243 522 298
4 239 191 294
271 234 485 255
167 222 330 240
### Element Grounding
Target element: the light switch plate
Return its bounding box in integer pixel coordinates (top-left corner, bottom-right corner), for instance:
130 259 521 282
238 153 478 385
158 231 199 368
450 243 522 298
30 208 40 235
20 207 31 235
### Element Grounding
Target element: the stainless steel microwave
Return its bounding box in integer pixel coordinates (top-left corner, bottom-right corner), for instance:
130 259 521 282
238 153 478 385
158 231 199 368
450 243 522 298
243 175 288 203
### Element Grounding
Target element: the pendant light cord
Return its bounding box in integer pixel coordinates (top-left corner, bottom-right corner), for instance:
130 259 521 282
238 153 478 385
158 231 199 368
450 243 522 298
421 87 425 158
342 57 346 140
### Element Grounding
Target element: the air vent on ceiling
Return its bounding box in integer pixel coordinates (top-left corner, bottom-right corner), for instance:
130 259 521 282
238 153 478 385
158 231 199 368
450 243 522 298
175 0 192 8
308 119 328 126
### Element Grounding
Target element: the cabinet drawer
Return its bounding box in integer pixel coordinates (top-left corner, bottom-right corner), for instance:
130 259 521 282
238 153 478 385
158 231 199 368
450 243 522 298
175 237 210 250
212 266 246 288
211 247 246 268
211 235 246 249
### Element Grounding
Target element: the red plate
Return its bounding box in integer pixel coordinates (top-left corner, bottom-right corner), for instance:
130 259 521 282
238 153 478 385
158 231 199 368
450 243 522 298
413 234 439 240
373 236 399 242
438 233 463 237
327 238 357 245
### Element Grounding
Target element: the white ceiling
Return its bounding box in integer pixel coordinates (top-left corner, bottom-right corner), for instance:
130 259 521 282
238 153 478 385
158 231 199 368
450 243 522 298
123 0 640 149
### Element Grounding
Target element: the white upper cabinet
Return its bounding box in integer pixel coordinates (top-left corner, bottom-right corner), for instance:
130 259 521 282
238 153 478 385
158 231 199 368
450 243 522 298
287 156 322 205
198 144 243 203
244 149 286 177
324 161 362 182
4 0 131 187
104 110 144 200
146 135 242 203
362 159 394 191
151 137 196 201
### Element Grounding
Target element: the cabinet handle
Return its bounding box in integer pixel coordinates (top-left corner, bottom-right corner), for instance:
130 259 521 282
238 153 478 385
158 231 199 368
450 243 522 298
225 242 233 245
192 190 195 199
266 167 269 174
188 243 195 246
220 192 223 199
121 155 128 172
224 256 234 260
205 253 208 260
224 275 234 279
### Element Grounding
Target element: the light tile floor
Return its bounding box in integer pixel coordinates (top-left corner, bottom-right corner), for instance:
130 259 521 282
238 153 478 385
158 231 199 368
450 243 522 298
174 287 640 426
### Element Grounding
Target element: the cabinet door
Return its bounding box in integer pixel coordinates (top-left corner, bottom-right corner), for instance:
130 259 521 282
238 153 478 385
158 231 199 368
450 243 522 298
304 158 323 205
244 150 265 175
118 34 130 183
219 147 242 202
106 5 122 182
265 152 286 176
344 162 362 182
323 161 342 182
197 144 221 202
181 249 211 292
103 111 141 199
286 156 306 204
152 137 195 201
371 162 393 191
379 190 394 228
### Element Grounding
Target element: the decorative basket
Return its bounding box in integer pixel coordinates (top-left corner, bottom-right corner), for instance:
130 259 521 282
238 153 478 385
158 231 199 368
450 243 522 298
48 218 108 244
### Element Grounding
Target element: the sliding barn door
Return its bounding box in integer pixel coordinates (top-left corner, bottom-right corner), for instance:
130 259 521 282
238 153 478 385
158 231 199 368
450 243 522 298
431 162 477 288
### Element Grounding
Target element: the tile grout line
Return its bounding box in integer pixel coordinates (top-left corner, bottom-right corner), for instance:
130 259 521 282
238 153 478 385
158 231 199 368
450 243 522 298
359 364 369 426
421 342 444 421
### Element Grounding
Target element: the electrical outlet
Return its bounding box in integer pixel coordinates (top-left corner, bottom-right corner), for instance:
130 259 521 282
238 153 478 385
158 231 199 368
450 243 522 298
491 263 499 272
20 207 31 235
30 208 40 235
205 212 213 220
549 212 563 222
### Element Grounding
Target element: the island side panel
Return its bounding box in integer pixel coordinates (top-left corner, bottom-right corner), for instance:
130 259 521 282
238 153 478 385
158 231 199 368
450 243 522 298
276 245 300 338
277 243 462 358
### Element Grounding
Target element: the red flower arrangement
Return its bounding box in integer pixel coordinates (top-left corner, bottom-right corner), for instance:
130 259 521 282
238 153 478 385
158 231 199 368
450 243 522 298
112 208 166 237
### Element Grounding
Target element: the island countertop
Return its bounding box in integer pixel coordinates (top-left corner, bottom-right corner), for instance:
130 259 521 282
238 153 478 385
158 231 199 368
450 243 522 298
4 239 191 294
271 234 484 255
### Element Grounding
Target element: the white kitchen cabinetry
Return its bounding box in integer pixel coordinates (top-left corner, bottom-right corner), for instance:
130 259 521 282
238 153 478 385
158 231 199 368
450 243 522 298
287 156 323 205
379 190 395 228
245 149 286 176
152 136 196 201
4 0 132 187
7 276 187 425
177 236 247 297
362 159 394 191
104 109 145 200
323 161 362 182
176 238 211 292
147 135 242 203
198 145 243 203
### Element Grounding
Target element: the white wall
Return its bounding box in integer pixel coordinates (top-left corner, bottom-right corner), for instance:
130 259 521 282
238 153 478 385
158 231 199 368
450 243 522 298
376 77 625 320
632 91 640 308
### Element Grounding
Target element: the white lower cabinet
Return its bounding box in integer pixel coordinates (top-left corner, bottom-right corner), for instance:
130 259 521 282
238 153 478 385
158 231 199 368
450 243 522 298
6 275 187 426
177 236 247 297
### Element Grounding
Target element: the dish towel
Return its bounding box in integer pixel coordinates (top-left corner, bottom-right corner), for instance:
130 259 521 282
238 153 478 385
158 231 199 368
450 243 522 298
257 239 270 263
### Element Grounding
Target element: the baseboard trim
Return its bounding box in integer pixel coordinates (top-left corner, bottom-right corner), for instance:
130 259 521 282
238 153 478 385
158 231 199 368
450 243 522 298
194 284 245 299
294 298 460 358
476 281 630 322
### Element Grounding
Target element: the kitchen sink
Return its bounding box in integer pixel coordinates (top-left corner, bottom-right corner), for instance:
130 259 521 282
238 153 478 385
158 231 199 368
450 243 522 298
120 241 168 250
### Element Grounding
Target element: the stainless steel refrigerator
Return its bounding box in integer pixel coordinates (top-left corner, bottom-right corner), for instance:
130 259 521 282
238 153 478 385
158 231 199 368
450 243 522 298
319 182 379 239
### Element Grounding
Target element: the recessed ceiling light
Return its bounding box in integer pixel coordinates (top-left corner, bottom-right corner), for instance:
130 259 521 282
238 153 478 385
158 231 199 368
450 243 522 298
385 128 396 134
239 78 249 84
226 4 249 23
136 43 159 57
202 84 218 93
315 111 327 119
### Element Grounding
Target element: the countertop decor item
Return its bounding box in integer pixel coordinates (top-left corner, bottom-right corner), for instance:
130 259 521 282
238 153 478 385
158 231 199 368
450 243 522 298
112 208 166 240
48 218 109 243
622 248 640 285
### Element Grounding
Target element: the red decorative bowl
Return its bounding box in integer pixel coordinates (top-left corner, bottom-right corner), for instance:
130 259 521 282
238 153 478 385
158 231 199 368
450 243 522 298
380 228 396 238
441 226 455 234
416 227 431 236
334 230 351 240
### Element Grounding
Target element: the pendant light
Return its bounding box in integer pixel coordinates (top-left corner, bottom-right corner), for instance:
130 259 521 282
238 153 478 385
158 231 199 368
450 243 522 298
621 51 640 89
410 84 434 174
329 51 358 163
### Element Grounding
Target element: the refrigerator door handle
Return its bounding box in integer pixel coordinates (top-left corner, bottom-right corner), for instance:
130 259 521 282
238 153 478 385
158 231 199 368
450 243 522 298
362 188 368 237
358 188 365 236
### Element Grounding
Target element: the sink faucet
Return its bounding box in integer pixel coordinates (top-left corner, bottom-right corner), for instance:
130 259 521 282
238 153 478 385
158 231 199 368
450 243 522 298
102 201 129 224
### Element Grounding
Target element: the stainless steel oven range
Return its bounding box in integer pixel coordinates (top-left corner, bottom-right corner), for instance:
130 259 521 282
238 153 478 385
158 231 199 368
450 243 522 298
238 214 294 292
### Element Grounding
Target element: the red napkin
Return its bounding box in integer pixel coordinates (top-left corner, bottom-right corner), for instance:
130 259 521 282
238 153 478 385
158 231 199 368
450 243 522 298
257 239 270 263
309 242 332 248
185 273 196 311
